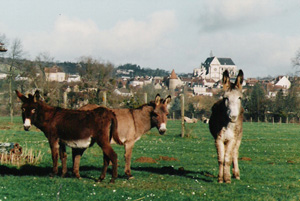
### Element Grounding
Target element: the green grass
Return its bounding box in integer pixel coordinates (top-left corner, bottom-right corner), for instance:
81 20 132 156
1 117 300 200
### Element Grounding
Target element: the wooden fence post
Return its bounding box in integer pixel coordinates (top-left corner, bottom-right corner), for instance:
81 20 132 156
63 91 68 109
102 91 107 107
144 93 147 104
181 94 185 138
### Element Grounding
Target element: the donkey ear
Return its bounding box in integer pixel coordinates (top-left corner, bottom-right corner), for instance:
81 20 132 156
222 70 231 90
34 90 40 102
15 90 28 102
235 70 244 90
155 94 161 105
163 95 171 105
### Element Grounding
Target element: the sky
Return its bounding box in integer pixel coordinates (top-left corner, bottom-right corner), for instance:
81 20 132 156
1 0 300 78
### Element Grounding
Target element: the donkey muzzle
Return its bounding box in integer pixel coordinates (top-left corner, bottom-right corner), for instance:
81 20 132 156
23 119 31 131
158 123 167 135
229 115 238 123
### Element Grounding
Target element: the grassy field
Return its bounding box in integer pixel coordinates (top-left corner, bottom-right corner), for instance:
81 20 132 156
1 116 300 200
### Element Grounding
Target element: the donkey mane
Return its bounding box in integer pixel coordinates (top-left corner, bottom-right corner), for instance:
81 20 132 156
133 101 155 111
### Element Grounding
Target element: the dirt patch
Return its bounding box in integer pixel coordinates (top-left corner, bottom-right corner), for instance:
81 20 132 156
239 157 252 161
0 126 10 130
287 160 295 164
158 156 179 161
134 157 157 163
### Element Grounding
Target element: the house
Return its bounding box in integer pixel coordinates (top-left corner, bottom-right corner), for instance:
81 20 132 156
44 66 66 82
113 88 133 97
129 76 153 88
246 78 259 87
0 73 7 79
193 85 213 96
275 76 291 89
67 74 81 82
0 43 7 52
204 78 216 88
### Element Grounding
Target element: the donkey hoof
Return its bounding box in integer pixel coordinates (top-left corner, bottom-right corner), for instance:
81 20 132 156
127 176 134 180
96 178 104 183
109 179 115 184
225 180 231 184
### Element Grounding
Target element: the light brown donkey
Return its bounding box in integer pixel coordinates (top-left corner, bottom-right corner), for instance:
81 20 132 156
209 70 244 183
80 94 171 179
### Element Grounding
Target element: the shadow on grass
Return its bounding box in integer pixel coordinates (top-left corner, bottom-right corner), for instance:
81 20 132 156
131 166 214 182
0 165 215 183
0 164 127 182
0 164 51 176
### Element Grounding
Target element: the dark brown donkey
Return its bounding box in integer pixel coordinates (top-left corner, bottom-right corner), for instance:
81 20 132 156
209 70 244 183
80 94 171 179
16 90 123 183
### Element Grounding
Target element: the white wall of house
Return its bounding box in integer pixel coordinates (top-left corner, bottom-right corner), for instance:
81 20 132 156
193 86 213 96
46 72 66 82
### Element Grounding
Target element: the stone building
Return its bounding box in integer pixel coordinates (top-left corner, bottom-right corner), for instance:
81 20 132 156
193 56 238 82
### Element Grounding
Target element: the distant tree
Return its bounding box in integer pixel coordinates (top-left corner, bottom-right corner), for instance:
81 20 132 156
285 78 300 118
78 56 114 89
245 83 267 121
116 63 169 77
273 89 286 121
169 96 181 119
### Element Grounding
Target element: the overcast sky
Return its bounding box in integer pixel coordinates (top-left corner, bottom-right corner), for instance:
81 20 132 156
1 0 300 78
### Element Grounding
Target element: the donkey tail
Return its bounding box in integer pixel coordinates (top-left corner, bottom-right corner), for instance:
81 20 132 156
110 112 123 145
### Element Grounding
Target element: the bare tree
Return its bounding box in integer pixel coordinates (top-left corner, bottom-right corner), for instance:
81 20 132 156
34 52 55 93
8 38 24 123
292 48 300 74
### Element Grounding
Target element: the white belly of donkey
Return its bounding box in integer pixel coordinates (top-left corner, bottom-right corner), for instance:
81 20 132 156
61 138 92 148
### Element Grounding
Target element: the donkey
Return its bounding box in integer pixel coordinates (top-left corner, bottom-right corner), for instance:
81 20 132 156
209 70 244 183
16 90 123 183
80 94 171 179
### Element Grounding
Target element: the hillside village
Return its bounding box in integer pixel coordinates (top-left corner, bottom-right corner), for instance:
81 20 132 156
1 56 290 99
1 56 292 100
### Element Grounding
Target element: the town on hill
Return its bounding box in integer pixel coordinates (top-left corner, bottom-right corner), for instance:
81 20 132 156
0 54 298 123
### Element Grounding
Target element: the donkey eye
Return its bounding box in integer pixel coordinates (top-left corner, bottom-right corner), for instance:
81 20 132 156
224 98 228 106
31 109 35 113
238 97 242 100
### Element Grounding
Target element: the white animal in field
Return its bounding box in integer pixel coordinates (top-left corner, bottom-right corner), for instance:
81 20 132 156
209 70 244 183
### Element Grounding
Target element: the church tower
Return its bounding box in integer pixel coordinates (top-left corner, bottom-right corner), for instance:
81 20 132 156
169 69 178 90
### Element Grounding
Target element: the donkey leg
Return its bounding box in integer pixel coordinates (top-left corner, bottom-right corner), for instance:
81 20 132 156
99 143 118 183
224 140 235 184
72 148 86 179
124 141 135 179
215 139 225 183
232 139 242 180
59 143 67 177
98 153 110 182
49 140 60 177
